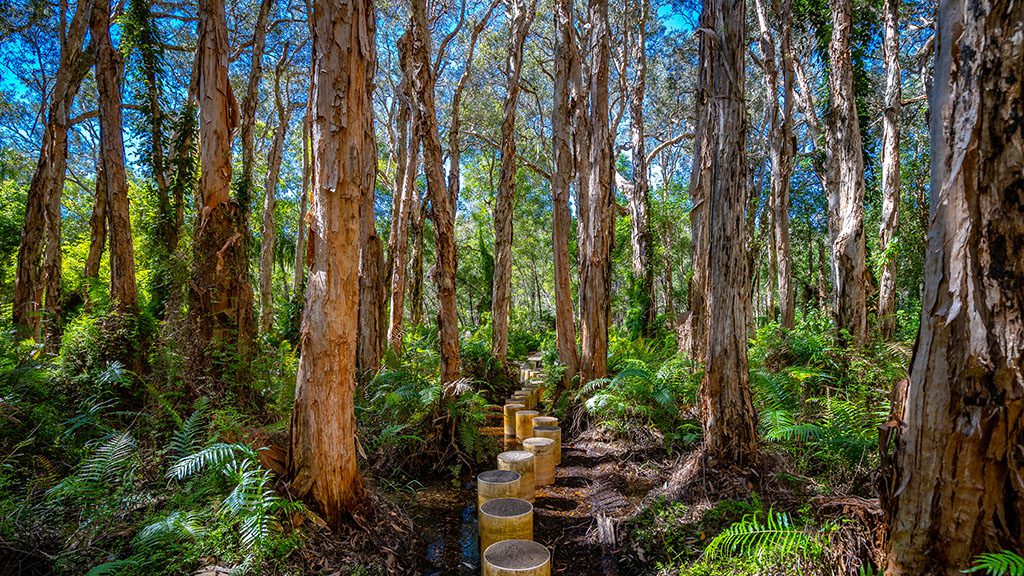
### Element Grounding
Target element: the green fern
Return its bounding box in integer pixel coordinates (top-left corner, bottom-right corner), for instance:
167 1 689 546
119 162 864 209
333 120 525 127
963 551 1024 576
168 397 211 458
703 511 822 561
85 559 139 576
134 511 204 549
167 442 259 480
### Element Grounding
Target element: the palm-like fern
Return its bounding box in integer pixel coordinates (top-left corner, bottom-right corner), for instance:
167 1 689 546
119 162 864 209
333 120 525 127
963 551 1024 576
167 442 259 480
168 397 211 458
134 511 204 549
703 511 822 561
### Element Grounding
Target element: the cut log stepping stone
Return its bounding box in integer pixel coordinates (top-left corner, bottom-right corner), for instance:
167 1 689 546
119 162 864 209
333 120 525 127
523 437 556 486
497 450 535 502
515 410 539 440
483 539 551 576
503 403 526 437
478 470 521 511
478 497 533 556
532 416 557 428
531 426 561 465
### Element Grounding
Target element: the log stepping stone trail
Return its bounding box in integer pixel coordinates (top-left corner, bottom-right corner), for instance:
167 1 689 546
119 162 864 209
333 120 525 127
415 357 645 575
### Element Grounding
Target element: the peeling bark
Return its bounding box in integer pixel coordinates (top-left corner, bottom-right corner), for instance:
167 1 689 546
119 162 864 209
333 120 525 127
877 0 901 338
579 0 613 383
409 0 460 385
190 0 256 390
492 0 536 363
12 0 93 345
695 0 758 465
552 0 579 384
882 2 1023 571
288 0 376 525
92 0 138 314
825 0 868 345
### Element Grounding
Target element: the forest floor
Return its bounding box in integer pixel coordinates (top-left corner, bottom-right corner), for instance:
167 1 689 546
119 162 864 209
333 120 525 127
404 427 673 575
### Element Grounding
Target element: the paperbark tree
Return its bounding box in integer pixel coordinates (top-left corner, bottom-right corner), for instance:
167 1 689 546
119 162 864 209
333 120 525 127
386 33 416 353
288 0 376 525
825 0 868 345
624 0 654 337
579 0 613 382
754 0 795 329
12 0 93 345
258 48 292 333
447 0 499 205
876 0 901 338
91 0 138 313
491 0 536 363
551 0 580 384
695 0 758 465
190 0 256 389
293 110 310 302
409 0 461 385
236 0 274 228
84 164 107 283
882 1 1023 571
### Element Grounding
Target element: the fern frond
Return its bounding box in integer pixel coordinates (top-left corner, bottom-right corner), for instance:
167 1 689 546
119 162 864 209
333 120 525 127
169 397 211 458
85 559 139 576
963 551 1024 576
80 431 139 484
167 443 256 480
135 511 204 549
703 511 820 561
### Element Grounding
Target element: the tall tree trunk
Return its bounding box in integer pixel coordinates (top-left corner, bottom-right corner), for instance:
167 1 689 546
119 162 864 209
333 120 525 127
696 0 758 465
293 111 310 301
12 0 93 345
288 0 376 525
191 0 256 390
825 0 868 345
881 3 1023 571
683 69 710 361
259 49 291 333
92 0 138 313
755 0 795 330
410 0 461 385
128 0 177 319
448 0 499 205
579 0 613 382
358 133 385 375
236 0 274 229
386 33 416 353
877 0 901 338
552 0 580 384
84 163 107 283
409 196 425 327
625 0 654 337
491 0 536 363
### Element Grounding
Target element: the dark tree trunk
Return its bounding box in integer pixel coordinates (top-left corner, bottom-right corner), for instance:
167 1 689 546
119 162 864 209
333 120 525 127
552 0 580 385
190 0 256 391
12 0 93 346
92 0 139 314
491 0 536 363
409 0 460 385
695 0 758 466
